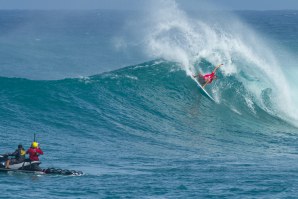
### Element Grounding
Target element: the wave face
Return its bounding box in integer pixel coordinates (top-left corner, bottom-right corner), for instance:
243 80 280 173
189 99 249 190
1 60 298 197
0 60 295 144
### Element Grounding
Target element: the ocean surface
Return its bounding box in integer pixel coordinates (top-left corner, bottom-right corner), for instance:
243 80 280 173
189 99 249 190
0 5 298 199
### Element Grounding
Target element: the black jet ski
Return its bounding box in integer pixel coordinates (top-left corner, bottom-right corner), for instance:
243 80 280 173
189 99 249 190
0 154 83 176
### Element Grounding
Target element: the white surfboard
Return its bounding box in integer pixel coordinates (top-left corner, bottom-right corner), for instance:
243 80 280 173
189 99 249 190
195 80 215 101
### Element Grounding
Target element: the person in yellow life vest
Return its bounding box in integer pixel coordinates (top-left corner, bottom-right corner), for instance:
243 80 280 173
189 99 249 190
5 144 26 169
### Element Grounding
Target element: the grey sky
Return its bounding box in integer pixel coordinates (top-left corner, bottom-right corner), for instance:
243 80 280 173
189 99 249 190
0 0 297 10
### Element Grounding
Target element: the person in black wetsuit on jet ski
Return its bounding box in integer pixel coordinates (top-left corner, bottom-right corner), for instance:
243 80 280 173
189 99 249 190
5 144 26 169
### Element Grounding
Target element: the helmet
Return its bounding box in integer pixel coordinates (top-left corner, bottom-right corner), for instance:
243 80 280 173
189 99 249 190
18 144 23 149
32 142 38 148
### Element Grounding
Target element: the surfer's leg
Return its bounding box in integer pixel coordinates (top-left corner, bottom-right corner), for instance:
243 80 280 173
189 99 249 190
202 79 210 88
198 76 206 85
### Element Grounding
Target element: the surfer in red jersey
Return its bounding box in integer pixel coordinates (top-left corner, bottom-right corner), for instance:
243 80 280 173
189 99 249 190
193 64 223 88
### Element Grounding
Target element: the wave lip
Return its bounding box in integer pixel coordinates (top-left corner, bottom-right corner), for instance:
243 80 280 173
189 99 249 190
119 1 298 126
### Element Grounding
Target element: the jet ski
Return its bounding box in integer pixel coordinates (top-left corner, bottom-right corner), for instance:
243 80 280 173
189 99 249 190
0 154 83 175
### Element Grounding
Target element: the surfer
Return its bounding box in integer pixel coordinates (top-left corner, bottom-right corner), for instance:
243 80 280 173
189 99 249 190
193 64 223 88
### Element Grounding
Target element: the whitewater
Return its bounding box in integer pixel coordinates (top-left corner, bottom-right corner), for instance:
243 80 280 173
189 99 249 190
0 2 298 198
120 1 298 125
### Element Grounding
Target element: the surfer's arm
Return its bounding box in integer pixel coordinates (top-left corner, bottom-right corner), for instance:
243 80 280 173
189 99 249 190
212 64 223 73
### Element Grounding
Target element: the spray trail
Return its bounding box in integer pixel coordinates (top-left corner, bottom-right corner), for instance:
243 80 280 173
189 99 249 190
123 0 298 126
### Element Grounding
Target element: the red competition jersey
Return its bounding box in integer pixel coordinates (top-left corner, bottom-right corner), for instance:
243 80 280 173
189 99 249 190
203 72 215 83
26 147 43 161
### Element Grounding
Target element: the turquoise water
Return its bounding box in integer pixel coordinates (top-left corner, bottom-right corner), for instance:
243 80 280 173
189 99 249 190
0 7 298 199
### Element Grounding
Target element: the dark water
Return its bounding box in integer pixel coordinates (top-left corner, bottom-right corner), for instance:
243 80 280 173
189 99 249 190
0 8 298 198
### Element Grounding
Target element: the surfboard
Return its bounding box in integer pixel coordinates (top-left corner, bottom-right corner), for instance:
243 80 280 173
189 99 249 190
195 81 215 101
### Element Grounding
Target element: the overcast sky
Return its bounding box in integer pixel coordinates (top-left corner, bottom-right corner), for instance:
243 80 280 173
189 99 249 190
0 0 297 10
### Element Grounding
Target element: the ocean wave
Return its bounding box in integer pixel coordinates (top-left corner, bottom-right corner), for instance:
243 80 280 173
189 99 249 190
0 60 294 132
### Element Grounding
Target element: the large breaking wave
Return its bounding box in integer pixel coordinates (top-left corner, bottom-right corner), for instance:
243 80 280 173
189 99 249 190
114 0 298 126
0 60 294 136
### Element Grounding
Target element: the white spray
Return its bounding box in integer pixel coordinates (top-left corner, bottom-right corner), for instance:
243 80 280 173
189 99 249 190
119 0 298 126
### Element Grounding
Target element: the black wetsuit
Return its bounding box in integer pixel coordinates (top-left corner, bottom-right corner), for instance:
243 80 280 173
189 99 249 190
9 148 26 164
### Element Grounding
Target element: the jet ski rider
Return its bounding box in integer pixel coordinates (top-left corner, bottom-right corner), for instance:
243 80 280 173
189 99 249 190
5 144 26 169
26 142 43 161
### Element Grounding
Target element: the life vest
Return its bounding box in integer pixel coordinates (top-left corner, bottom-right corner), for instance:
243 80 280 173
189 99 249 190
15 148 26 160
